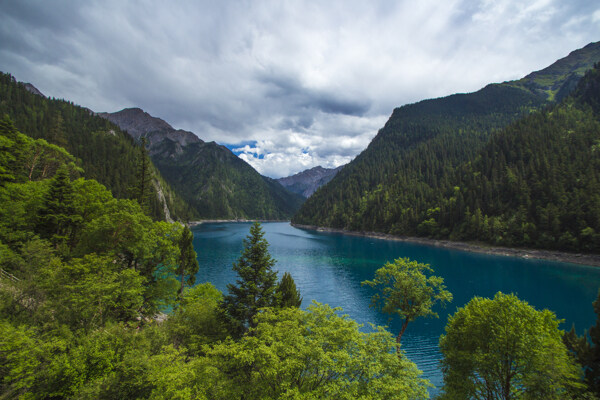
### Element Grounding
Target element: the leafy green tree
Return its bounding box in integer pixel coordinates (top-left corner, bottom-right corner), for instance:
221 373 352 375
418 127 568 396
274 271 302 308
176 225 199 296
221 222 278 337
361 257 452 348
38 254 146 331
203 302 430 399
439 292 583 400
166 283 228 356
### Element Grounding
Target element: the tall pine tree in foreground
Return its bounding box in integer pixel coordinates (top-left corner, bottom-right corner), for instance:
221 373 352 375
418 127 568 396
221 222 278 337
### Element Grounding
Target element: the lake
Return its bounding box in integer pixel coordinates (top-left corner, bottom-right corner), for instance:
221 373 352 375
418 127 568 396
192 221 600 392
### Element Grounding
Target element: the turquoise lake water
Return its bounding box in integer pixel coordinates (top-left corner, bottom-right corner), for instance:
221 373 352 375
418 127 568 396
192 221 600 392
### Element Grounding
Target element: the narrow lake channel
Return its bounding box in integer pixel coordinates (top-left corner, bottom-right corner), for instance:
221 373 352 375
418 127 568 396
192 222 600 393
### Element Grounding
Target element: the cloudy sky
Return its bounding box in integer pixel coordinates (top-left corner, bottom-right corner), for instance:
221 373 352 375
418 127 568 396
1 1 599 177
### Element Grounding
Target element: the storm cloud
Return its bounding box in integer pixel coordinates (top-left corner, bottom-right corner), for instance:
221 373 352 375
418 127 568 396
0 0 598 177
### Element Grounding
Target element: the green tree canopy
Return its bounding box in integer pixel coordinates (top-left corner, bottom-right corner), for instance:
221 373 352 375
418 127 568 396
439 292 583 400
203 302 430 399
362 257 452 348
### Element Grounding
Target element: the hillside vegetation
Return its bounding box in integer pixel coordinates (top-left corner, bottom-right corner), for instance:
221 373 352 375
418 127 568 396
0 72 195 221
293 43 600 253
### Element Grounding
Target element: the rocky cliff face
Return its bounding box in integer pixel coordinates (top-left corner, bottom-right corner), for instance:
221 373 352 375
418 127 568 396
277 166 343 198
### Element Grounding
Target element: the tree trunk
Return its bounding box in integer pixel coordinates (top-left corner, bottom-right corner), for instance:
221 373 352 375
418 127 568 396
396 319 409 353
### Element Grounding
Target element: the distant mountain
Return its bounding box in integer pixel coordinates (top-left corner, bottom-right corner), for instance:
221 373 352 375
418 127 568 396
100 108 304 220
23 83 45 97
277 166 343 198
97 108 201 148
293 41 600 254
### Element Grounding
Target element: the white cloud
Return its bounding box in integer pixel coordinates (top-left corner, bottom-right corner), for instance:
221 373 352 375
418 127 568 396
0 0 598 177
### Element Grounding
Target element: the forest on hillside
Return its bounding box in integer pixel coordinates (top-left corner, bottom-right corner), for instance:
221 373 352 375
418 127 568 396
294 64 600 254
0 72 197 222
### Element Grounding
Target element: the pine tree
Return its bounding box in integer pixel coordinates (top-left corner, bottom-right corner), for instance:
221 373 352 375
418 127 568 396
177 225 199 296
275 272 302 308
131 137 153 214
36 165 82 252
47 111 68 149
565 290 600 396
221 222 278 337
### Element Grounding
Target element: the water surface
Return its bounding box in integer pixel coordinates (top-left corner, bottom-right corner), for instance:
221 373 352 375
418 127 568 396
193 222 600 391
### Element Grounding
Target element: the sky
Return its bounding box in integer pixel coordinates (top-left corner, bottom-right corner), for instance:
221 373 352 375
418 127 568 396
0 1 599 178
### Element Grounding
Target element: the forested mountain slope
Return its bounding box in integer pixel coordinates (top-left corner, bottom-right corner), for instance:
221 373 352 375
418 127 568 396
293 42 600 254
416 63 600 252
0 72 195 221
101 108 304 220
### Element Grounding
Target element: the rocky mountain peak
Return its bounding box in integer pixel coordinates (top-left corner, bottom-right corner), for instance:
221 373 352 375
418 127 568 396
277 166 343 198
97 107 202 148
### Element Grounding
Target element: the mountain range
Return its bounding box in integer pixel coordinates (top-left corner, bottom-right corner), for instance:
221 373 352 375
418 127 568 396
276 166 342 198
99 108 304 220
293 41 600 253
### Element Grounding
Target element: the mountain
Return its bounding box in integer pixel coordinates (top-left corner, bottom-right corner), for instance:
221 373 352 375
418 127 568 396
510 41 600 101
293 41 600 254
277 166 343 198
23 82 45 97
403 64 600 252
0 72 194 222
100 108 304 220
97 108 201 148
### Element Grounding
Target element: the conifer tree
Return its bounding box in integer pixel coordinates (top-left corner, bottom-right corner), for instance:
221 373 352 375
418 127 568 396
36 165 82 251
221 222 278 337
565 290 600 396
132 137 153 214
47 111 68 149
0 115 28 184
177 225 199 296
275 272 302 308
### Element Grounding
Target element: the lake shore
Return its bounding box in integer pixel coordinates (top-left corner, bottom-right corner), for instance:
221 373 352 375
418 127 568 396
291 223 600 267
189 219 288 227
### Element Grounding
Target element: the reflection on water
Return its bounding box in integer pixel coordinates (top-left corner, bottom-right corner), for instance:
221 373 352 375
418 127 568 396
193 222 600 393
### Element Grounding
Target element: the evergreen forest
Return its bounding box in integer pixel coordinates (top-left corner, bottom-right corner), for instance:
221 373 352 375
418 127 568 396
294 53 600 253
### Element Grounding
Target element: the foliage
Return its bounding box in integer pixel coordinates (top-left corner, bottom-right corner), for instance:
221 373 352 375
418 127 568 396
293 50 600 254
166 283 228 356
274 271 303 308
362 257 452 347
0 72 195 221
439 292 583 399
202 303 430 399
176 225 199 295
564 288 600 397
221 222 278 337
